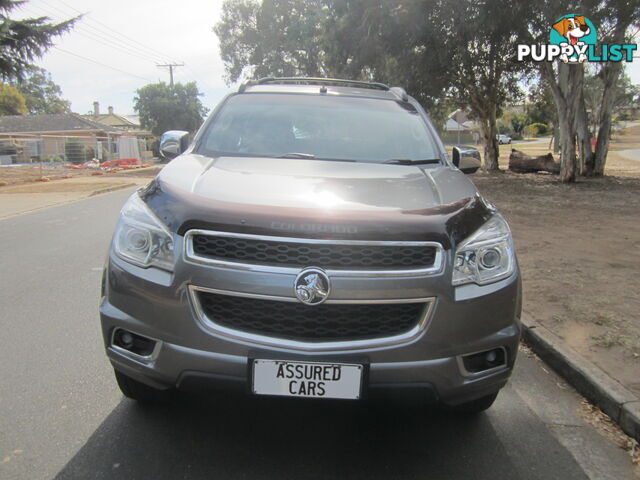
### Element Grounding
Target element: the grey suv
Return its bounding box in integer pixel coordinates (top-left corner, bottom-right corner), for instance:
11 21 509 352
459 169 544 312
100 78 521 413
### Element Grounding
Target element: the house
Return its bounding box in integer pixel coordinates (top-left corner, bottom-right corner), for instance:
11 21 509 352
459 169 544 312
0 113 122 164
442 110 479 145
86 102 151 137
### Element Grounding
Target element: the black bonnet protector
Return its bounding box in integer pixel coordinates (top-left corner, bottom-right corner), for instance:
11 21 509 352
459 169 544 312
139 178 494 250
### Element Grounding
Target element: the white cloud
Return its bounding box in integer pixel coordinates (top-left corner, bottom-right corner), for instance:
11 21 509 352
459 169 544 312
18 0 233 114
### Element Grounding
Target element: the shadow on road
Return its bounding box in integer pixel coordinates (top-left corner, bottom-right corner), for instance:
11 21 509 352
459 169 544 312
53 391 529 480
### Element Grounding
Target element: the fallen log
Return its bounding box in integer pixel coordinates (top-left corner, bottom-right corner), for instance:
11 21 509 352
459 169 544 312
508 149 560 174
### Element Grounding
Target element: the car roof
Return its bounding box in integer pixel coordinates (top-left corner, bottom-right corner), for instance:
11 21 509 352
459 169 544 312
239 78 409 102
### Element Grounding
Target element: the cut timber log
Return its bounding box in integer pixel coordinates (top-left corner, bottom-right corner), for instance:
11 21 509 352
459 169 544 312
508 149 560 174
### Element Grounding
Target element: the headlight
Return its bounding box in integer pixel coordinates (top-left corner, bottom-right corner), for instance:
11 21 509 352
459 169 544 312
113 192 174 271
452 214 515 286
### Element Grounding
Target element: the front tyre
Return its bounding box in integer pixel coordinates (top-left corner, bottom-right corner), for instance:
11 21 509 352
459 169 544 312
443 392 498 414
114 370 170 403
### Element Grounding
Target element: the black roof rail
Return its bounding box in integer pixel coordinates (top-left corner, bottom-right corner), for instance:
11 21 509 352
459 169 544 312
238 80 258 93
246 77 391 91
389 86 409 102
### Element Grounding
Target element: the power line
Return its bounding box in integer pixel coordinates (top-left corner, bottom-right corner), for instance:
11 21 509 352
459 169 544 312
53 47 154 82
24 3 169 65
48 0 181 64
20 2 192 87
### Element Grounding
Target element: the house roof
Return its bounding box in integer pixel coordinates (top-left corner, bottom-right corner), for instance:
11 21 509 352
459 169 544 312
87 113 137 127
445 118 469 132
449 109 472 124
0 113 120 134
123 114 140 126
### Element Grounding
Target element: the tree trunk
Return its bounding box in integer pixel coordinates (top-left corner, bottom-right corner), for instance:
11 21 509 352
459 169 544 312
552 126 560 153
575 67 594 176
593 56 624 176
480 103 500 171
541 62 580 183
468 91 500 172
557 107 576 182
509 149 559 174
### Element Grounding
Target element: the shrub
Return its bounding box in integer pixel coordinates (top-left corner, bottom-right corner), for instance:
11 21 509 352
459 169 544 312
498 124 511 135
616 111 631 122
65 138 86 164
529 123 549 136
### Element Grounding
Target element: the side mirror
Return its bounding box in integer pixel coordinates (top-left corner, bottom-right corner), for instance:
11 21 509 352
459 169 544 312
452 146 461 168
452 146 481 174
159 130 189 160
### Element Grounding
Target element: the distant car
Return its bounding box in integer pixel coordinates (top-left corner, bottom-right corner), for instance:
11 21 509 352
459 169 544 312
497 134 512 145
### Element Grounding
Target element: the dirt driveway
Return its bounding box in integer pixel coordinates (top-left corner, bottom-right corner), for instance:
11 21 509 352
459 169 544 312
0 169 160 219
472 125 640 396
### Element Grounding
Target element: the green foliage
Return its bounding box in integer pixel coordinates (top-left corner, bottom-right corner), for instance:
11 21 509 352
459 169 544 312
134 82 209 136
529 123 549 136
43 153 64 162
8 66 70 113
615 111 630 122
214 0 327 83
0 83 27 114
0 1 78 79
64 137 85 164
498 111 527 136
526 81 556 127
523 125 536 138
584 68 639 132
511 114 527 136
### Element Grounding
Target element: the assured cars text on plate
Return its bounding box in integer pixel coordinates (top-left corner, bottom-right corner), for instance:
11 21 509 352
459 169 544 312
252 360 363 399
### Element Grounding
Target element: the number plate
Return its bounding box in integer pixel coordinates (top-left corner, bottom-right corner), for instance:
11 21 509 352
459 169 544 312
252 359 363 400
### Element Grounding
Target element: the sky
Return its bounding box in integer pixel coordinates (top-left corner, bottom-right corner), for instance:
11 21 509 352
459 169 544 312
15 0 640 116
17 0 233 115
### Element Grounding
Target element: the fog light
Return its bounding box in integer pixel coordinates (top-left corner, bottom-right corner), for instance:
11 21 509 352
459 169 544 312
461 347 507 375
112 329 156 357
120 332 134 348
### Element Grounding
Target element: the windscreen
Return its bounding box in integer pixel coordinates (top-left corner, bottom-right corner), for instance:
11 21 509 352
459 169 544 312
198 93 440 163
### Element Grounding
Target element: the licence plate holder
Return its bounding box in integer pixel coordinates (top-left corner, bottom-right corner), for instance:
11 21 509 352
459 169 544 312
251 359 364 400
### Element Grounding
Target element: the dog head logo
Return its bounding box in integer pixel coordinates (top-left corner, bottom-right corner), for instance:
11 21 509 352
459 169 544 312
518 14 636 63
549 14 597 63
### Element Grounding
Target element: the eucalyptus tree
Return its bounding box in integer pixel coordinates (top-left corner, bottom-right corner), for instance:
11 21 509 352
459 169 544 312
0 0 77 80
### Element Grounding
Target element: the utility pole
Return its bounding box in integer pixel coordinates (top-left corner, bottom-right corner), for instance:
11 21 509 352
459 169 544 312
157 63 184 87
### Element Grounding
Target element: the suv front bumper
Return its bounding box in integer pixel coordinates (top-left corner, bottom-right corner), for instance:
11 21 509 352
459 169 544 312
100 246 522 405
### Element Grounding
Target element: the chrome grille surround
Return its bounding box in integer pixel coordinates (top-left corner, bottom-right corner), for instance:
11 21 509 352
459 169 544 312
183 229 445 278
188 286 436 352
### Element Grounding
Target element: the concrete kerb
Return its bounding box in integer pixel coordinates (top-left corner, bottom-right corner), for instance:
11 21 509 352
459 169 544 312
521 312 639 441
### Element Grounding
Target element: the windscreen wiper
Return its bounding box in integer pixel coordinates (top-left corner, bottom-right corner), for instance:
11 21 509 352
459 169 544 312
277 153 357 162
382 158 442 165
278 152 316 159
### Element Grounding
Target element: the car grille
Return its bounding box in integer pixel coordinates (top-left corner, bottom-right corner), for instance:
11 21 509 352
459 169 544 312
191 234 437 270
197 292 427 342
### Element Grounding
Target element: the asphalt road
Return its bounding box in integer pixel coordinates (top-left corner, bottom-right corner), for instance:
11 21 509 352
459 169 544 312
0 189 635 480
